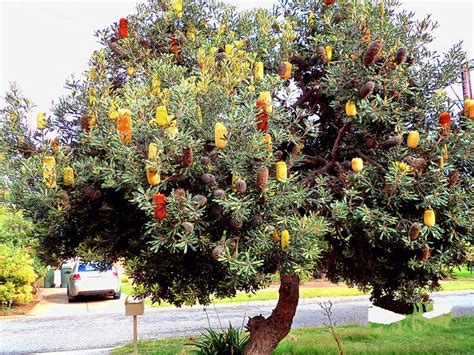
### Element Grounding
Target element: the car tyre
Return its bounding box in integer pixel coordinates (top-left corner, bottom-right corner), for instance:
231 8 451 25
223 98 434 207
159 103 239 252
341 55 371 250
67 289 76 303
113 290 121 299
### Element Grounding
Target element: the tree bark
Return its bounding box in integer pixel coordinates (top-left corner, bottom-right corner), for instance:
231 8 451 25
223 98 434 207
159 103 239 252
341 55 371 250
243 274 300 355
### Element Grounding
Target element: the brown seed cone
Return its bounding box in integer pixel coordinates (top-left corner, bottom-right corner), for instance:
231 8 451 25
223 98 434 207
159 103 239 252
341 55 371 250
80 116 91 132
344 79 359 90
181 147 193 167
252 214 264 228
365 136 379 149
421 246 431 262
396 48 408 65
175 188 186 198
201 173 214 185
274 150 284 161
363 40 384 66
212 245 224 260
407 57 415 67
448 170 460 186
182 221 194 233
256 166 269 191
192 195 208 207
389 90 400 101
210 204 223 219
213 189 226 199
107 40 126 57
57 190 71 211
235 179 247 194
316 46 328 64
380 135 403 150
229 216 244 230
215 52 229 62
408 223 421 240
83 185 102 200
359 81 376 99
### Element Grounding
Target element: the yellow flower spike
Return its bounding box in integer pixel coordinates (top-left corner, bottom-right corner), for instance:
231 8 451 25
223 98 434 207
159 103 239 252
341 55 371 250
254 61 264 81
231 174 239 192
63 167 75 187
423 209 436 227
439 156 444 170
37 112 46 129
259 91 273 114
325 45 333 62
42 156 57 189
146 166 161 186
89 88 95 105
187 27 196 42
263 133 272 151
281 230 290 252
345 101 357 116
443 144 448 160
276 161 288 182
308 11 315 27
224 44 234 56
148 143 159 160
392 161 411 173
151 75 161 95
166 119 178 138
196 105 203 125
407 131 420 149
351 158 363 173
380 1 385 16
127 67 135 76
155 106 170 126
464 99 474 118
215 122 228 149
89 69 97 81
173 0 183 18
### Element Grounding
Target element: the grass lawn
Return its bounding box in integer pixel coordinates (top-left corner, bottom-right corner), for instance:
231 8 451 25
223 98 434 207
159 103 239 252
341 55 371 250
121 279 473 308
452 266 473 279
113 315 474 354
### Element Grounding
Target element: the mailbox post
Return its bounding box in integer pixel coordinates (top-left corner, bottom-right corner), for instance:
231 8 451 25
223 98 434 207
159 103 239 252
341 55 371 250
125 296 144 354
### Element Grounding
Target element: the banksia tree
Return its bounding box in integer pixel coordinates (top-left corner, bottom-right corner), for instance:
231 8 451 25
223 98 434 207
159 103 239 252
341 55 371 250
1 0 473 354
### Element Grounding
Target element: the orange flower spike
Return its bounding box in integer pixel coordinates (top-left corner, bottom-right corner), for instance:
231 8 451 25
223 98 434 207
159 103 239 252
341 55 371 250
278 61 292 80
119 18 128 39
153 193 167 220
256 99 269 131
116 109 132 143
439 111 451 136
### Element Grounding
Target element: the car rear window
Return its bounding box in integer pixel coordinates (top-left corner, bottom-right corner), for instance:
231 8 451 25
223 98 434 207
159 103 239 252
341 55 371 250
78 262 112 272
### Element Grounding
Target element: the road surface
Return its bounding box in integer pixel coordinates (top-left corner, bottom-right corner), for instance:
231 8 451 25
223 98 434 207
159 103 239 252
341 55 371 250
0 290 472 354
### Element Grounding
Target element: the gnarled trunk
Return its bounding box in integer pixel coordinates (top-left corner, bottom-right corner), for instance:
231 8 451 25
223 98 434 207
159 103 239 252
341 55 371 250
243 274 299 355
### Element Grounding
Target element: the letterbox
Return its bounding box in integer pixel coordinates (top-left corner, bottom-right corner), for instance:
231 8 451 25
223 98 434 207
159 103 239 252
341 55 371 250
125 296 144 316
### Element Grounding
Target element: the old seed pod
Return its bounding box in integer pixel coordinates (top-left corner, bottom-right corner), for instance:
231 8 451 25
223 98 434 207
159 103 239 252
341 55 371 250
201 173 214 185
408 223 421 240
359 81 375 99
365 136 378 149
175 188 186 198
395 48 408 65
235 179 247 194
182 221 194 233
405 156 425 174
201 156 211 166
213 189 226 199
316 46 328 64
421 246 431 262
448 170 460 186
181 147 193 167
229 216 244 230
192 195 208 207
210 204 223 219
363 40 383 66
383 184 397 197
274 150 284 161
252 214 264 228
380 135 403 150
256 166 269 191
212 245 224 260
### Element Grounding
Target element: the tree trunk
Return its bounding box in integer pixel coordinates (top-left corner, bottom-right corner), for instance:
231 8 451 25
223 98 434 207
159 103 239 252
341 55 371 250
243 274 299 355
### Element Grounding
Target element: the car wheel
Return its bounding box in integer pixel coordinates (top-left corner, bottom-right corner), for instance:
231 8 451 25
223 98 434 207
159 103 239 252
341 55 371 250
67 289 76 303
113 290 121 299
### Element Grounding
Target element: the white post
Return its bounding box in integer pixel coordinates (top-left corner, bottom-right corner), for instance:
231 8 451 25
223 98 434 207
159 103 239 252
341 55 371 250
133 314 138 355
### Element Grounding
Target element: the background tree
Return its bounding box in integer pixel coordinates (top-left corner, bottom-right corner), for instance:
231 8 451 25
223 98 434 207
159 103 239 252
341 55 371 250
1 0 473 353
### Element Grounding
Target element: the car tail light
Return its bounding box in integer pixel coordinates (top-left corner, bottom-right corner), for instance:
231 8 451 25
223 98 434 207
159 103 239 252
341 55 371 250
73 273 81 280
113 271 118 277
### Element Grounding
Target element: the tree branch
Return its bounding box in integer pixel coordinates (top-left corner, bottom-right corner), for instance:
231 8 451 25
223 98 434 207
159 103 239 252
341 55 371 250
355 148 386 172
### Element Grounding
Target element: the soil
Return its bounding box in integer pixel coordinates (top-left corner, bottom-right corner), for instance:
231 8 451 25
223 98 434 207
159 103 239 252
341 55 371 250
0 289 43 316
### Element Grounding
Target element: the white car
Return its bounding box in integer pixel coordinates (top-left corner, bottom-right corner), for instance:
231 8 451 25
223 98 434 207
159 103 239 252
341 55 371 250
67 261 121 302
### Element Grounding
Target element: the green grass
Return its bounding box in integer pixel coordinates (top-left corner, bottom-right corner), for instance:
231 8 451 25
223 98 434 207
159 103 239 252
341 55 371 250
113 315 474 354
121 279 473 308
452 266 474 279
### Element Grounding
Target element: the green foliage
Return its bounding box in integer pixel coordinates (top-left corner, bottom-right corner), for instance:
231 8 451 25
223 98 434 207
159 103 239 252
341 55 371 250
0 244 37 308
188 324 249 355
0 0 472 314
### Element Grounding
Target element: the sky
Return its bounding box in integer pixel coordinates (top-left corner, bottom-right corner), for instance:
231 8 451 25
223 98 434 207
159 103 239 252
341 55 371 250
0 0 473 123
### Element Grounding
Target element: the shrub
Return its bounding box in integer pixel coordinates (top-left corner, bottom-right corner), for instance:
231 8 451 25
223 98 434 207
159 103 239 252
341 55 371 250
0 244 37 308
188 324 250 355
